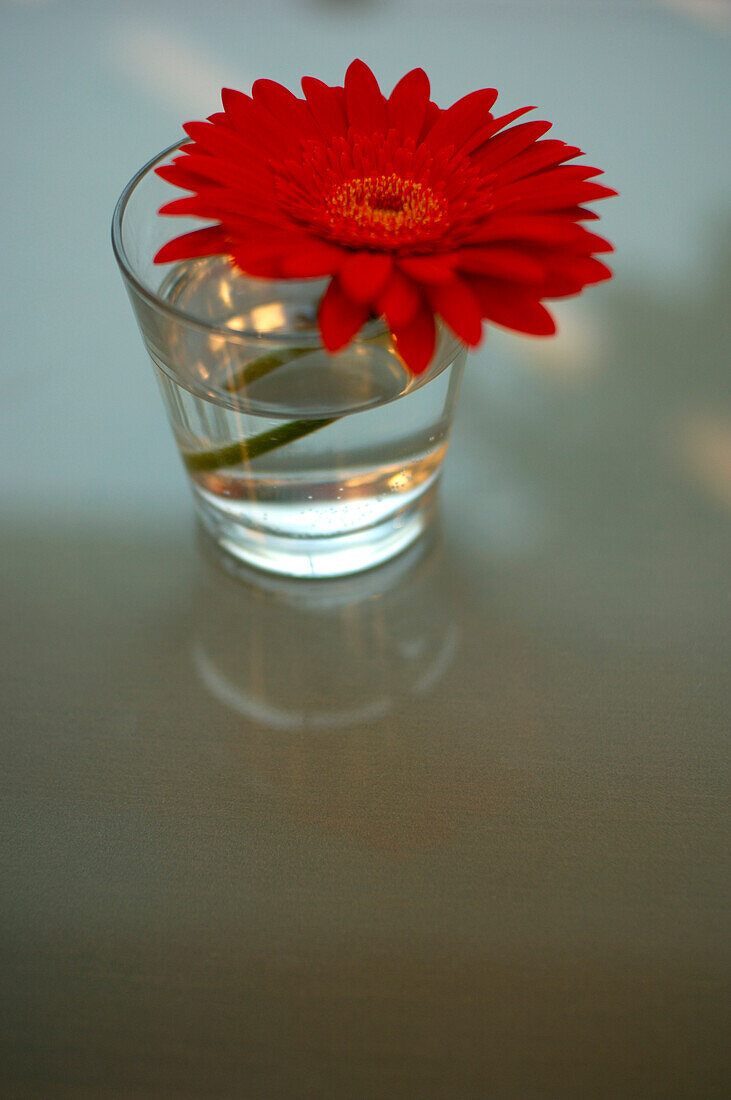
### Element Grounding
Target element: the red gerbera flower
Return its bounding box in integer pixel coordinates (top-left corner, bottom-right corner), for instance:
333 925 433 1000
154 60 615 374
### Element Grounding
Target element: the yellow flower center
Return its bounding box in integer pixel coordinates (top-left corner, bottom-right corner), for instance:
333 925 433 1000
326 174 447 241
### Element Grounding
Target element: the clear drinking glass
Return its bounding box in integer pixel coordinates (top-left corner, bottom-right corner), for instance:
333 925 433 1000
112 143 467 578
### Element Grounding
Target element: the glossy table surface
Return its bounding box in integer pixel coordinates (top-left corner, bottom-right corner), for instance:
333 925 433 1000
1 1 729 1096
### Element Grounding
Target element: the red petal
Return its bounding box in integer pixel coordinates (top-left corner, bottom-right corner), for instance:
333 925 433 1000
471 215 601 247
221 86 251 118
418 100 442 142
470 105 535 147
278 239 345 277
548 164 604 180
538 275 584 299
377 269 422 329
158 196 210 216
153 225 228 264
344 59 388 133
547 254 613 286
576 231 614 254
251 78 317 138
169 152 273 202
502 182 618 213
215 219 303 244
520 226 614 256
425 87 499 153
397 256 455 285
471 279 557 336
181 120 247 165
183 116 247 150
392 307 437 375
536 254 613 298
173 182 278 221
220 89 297 156
155 163 211 192
387 67 430 140
301 77 348 136
491 140 583 186
472 120 553 173
493 164 600 202
339 252 393 305
230 245 287 278
426 279 484 346
451 247 545 282
560 206 601 221
318 278 371 351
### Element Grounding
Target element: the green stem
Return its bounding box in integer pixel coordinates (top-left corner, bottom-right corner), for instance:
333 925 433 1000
180 345 332 474
220 345 313 394
182 331 387 474
182 416 336 473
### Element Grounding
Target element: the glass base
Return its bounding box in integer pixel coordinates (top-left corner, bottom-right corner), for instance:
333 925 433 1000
194 484 438 579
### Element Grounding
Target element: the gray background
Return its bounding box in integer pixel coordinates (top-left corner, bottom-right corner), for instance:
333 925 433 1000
1 1 729 1096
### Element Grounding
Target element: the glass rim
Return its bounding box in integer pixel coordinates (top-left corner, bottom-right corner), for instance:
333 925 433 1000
111 140 393 349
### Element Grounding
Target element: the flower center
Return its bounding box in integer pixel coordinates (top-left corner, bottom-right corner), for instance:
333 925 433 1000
325 174 447 245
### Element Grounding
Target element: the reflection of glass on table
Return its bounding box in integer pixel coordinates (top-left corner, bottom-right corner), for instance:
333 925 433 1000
192 529 459 732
